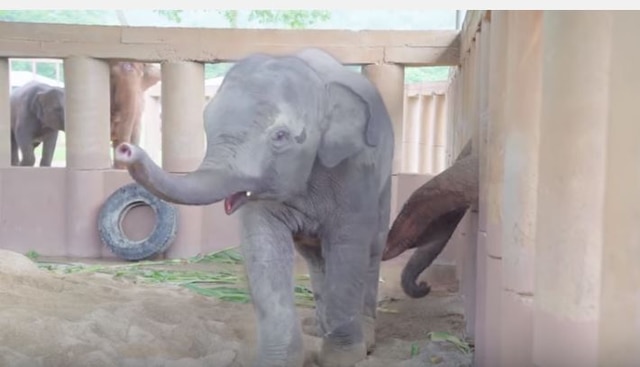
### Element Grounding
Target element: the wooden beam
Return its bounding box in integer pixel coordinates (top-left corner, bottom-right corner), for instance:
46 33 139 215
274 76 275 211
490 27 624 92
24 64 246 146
0 21 460 66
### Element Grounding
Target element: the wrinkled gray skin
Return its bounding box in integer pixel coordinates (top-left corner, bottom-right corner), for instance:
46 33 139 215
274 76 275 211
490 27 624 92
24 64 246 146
10 81 65 167
115 48 394 367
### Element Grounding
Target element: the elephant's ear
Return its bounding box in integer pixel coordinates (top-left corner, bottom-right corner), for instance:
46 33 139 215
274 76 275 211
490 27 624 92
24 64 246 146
31 91 46 121
317 78 388 168
294 48 388 168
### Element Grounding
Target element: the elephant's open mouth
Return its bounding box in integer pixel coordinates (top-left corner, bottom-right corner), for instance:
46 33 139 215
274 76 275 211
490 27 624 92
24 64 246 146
224 191 252 215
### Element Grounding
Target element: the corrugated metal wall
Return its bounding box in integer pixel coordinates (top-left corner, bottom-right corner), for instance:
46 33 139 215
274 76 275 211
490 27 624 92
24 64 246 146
400 80 450 175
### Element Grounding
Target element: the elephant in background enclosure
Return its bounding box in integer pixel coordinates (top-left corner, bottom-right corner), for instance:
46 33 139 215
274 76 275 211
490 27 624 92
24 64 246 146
10 81 66 167
10 62 160 168
114 48 394 367
383 139 479 298
109 61 161 169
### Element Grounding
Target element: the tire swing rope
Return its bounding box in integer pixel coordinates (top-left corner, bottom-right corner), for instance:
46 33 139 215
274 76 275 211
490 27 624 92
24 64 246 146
98 183 178 261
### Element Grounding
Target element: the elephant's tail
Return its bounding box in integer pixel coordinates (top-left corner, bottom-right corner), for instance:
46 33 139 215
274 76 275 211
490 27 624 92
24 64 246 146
401 245 439 298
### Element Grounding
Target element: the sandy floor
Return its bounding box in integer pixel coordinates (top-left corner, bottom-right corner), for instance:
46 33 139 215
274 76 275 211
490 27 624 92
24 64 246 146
0 249 472 367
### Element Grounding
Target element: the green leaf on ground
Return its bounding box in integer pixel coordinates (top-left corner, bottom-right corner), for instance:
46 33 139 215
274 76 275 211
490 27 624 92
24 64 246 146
427 331 472 354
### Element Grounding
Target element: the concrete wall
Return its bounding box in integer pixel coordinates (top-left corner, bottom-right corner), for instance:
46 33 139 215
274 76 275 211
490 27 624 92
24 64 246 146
0 168 239 259
450 10 640 367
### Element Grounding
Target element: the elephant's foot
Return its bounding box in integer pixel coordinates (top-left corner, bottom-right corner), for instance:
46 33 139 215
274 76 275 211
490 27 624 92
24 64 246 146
363 316 376 354
319 341 366 367
251 346 305 367
303 315 375 354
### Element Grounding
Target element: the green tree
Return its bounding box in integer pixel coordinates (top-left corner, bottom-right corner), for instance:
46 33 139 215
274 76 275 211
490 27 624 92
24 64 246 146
152 11 332 79
153 10 331 29
0 10 114 25
405 67 451 83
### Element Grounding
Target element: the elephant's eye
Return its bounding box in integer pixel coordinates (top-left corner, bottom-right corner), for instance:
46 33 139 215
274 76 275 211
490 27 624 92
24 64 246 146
270 128 292 152
271 129 290 142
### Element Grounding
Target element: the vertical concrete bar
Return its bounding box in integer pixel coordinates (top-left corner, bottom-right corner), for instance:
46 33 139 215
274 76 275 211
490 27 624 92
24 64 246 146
445 81 454 165
445 72 460 166
161 61 205 172
457 28 480 344
533 11 611 367
403 94 421 173
475 11 506 367
0 58 10 168
421 95 436 174
362 64 405 174
63 57 111 169
499 11 542 367
0 58 8 245
63 57 111 257
597 11 640 366
431 94 448 174
160 61 205 257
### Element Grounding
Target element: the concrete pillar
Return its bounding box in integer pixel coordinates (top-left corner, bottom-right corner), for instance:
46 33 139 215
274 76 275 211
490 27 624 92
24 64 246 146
362 64 405 173
161 61 205 172
475 11 506 367
420 95 436 174
0 58 10 168
403 94 421 173
457 28 480 344
431 94 448 174
597 11 640 366
62 57 111 257
533 11 611 367
469 22 490 344
444 80 453 167
160 61 205 258
499 11 542 367
63 57 111 169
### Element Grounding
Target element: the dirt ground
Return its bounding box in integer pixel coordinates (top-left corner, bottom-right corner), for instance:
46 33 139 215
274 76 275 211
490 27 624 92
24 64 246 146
0 248 473 367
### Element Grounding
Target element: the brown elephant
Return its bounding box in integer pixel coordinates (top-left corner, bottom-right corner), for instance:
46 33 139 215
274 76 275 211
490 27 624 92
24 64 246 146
383 139 479 298
109 61 161 169
10 81 66 167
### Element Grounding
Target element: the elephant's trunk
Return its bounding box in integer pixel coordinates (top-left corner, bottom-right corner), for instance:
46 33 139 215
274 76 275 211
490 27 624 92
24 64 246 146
401 246 437 298
398 208 467 298
114 143 247 207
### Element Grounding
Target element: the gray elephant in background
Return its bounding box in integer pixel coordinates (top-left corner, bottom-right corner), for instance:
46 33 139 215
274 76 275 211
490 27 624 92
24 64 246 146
114 48 394 367
10 81 65 167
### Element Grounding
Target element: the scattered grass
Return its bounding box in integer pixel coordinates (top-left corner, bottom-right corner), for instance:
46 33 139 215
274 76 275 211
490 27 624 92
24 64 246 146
427 331 473 355
410 343 420 357
25 250 40 261
188 246 244 264
36 247 316 308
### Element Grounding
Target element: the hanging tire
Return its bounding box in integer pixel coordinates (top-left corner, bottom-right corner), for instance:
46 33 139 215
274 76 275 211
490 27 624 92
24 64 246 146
98 182 178 261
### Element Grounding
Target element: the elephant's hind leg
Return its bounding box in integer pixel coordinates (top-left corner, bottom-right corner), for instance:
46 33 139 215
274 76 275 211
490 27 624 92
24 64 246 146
10 132 19 166
39 131 59 167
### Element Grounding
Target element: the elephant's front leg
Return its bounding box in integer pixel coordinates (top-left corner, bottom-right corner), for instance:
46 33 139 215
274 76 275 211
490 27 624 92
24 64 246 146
240 205 304 367
319 219 375 367
39 131 58 167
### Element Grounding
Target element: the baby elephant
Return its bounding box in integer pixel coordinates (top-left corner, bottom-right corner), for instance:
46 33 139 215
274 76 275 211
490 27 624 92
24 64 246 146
10 81 65 167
